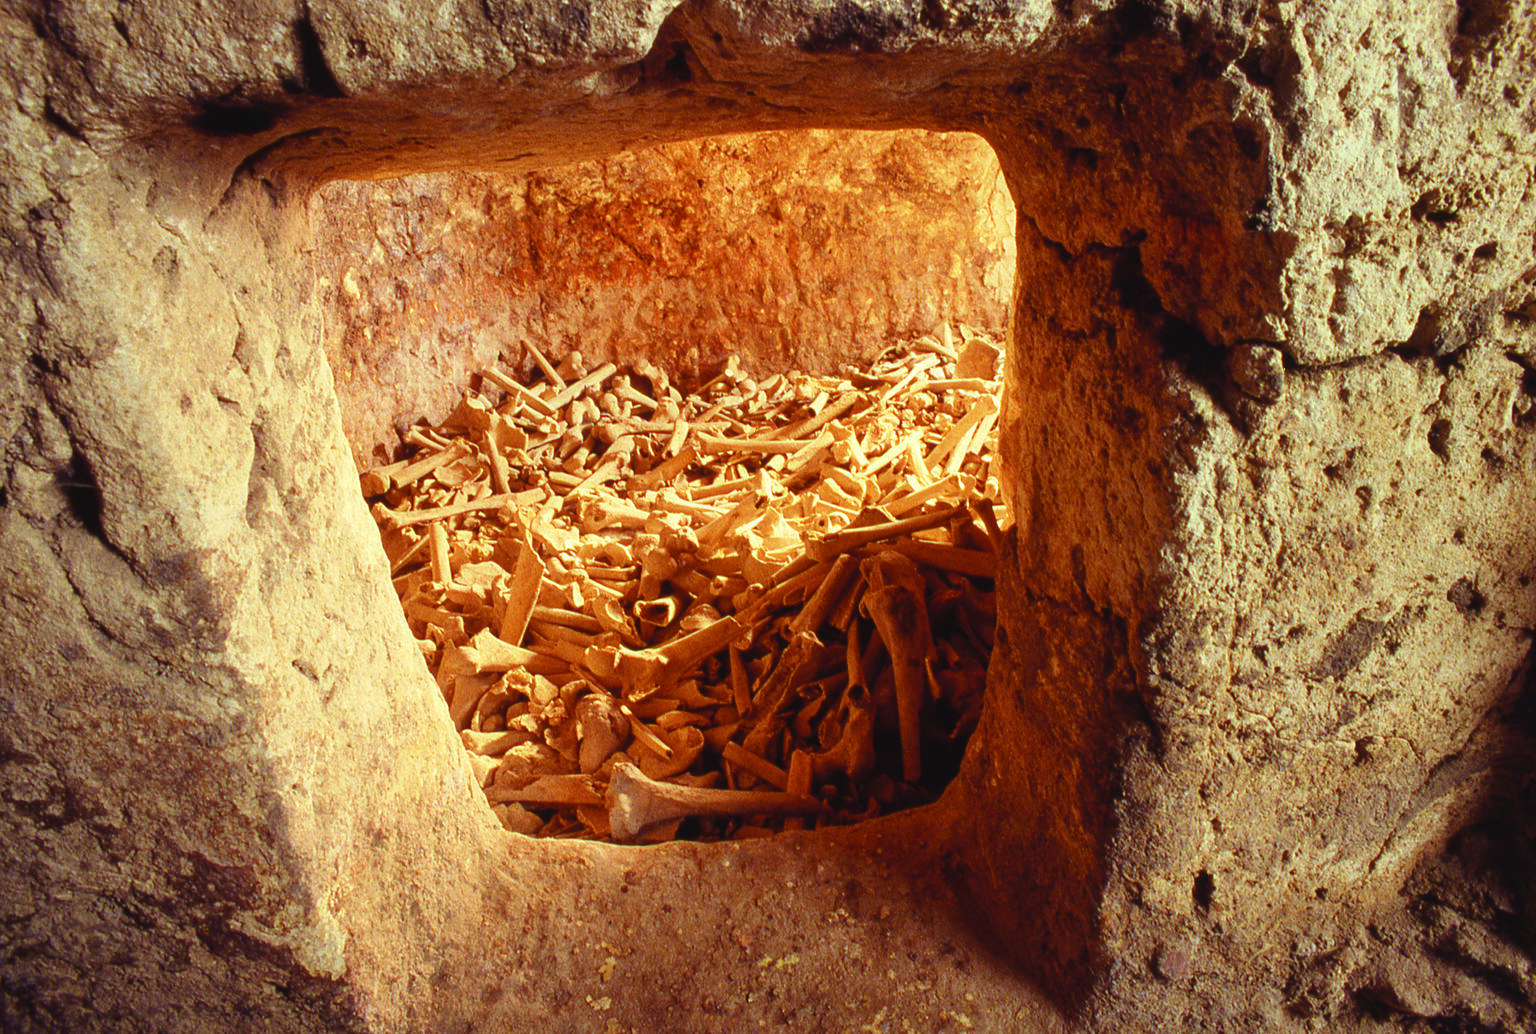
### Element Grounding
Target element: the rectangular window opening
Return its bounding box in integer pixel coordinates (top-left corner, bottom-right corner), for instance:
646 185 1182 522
313 128 1018 844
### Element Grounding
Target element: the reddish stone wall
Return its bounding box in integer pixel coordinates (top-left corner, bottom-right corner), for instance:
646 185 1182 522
310 129 1014 466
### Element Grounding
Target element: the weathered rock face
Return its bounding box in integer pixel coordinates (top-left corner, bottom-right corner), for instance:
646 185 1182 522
3 1 1535 1032
312 129 1014 466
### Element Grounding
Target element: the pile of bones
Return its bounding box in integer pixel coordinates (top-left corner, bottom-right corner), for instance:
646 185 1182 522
364 327 1006 842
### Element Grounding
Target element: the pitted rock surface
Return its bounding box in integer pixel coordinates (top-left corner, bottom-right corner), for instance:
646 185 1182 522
3 1 1535 1031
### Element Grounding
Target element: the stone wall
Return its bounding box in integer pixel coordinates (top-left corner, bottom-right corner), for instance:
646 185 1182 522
2 1 1535 1032
312 129 1015 467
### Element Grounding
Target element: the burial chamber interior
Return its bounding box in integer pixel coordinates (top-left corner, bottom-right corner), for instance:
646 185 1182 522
16 5 1536 1031
270 118 1123 1027
267 78 1238 1019
314 128 1019 844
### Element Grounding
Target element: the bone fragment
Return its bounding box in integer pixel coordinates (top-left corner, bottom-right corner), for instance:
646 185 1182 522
547 362 618 411
494 803 545 835
638 724 705 780
462 629 558 674
610 374 658 410
497 537 545 646
575 693 629 773
747 631 824 723
606 761 824 841
628 444 694 491
462 727 538 757
360 458 411 497
882 472 964 518
888 537 998 578
377 440 473 495
664 419 690 457
720 742 789 790
809 506 960 561
973 498 1005 554
761 393 861 441
557 349 588 381
482 367 560 419
376 488 547 530
521 340 566 388
655 614 746 673
696 433 820 455
805 685 877 783
450 673 499 728
729 646 752 716
570 434 635 494
905 437 934 486
860 552 932 783
685 473 763 501
925 394 998 473
429 523 452 584
955 335 1000 379
789 554 859 637
944 407 997 477
697 354 742 393
784 749 814 830
634 595 681 633
619 705 675 761
530 605 602 634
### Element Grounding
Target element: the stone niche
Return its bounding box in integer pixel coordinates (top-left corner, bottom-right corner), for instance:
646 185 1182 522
3 2 1536 1033
316 124 1016 844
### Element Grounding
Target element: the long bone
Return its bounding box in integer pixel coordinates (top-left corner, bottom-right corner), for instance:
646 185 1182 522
605 762 827 841
804 684 877 783
860 552 932 783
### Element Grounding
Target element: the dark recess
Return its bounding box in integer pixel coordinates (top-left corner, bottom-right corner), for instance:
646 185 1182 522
1397 304 1489 365
662 45 694 84
618 8 701 96
1425 417 1449 457
1193 870 1215 911
293 14 346 98
190 100 282 137
1108 237 1159 314
1447 577 1488 618
1456 0 1514 40
59 451 104 538
1509 354 1536 402
1411 193 1460 225
42 99 86 141
1428 418 1453 460
1109 0 1162 39
1158 317 1228 397
1232 121 1265 161
1067 146 1101 171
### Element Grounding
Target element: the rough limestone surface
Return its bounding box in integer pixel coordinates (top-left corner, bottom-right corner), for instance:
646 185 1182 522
2 1 1534 1032
312 129 1015 467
